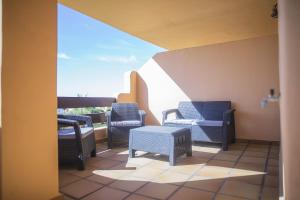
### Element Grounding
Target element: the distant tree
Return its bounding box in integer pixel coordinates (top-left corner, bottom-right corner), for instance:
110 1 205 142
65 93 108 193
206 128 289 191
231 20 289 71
63 94 111 115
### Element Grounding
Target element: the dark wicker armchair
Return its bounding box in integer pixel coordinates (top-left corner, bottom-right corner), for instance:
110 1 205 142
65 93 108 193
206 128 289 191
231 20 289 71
106 103 146 148
57 114 96 170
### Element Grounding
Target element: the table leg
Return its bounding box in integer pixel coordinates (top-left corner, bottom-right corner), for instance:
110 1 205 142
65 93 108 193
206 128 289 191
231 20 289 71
169 152 176 166
129 149 136 158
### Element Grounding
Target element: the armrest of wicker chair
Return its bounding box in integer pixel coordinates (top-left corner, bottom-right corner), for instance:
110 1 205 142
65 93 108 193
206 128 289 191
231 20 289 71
57 118 82 139
58 114 93 127
223 109 236 125
105 111 112 127
162 109 179 125
57 118 83 155
139 110 146 125
222 109 236 150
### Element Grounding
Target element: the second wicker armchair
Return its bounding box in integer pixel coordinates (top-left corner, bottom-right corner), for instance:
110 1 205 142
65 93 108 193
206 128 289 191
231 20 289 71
106 103 146 148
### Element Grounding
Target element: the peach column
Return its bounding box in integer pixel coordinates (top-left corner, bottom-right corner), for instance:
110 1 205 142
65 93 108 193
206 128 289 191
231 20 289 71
278 0 300 199
1 1 60 200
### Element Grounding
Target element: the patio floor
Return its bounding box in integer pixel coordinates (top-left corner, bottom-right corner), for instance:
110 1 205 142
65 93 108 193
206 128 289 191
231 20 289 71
59 140 279 200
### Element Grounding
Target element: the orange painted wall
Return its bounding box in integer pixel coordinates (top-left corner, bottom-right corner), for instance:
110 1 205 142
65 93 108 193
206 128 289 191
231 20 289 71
278 0 300 198
0 0 2 197
1 1 60 199
137 35 280 141
117 71 137 103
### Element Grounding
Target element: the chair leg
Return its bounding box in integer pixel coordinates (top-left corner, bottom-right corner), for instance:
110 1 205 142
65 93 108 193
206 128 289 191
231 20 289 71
129 149 136 158
222 143 228 151
108 140 112 149
77 159 85 170
91 149 96 157
169 154 176 166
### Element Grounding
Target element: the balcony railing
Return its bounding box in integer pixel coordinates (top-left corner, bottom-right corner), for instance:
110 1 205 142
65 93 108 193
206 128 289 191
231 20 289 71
57 97 116 125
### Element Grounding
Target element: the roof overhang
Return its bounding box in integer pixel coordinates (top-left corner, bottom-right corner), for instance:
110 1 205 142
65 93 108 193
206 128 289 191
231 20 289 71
59 0 278 50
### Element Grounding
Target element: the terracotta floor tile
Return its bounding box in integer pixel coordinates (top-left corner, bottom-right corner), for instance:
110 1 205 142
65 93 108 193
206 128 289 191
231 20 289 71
96 144 108 152
267 166 279 176
110 161 137 171
96 149 117 158
89 158 121 169
60 179 103 199
233 142 248 146
229 175 264 186
228 145 247 151
82 186 129 200
167 163 204 175
270 146 280 152
86 156 104 166
235 162 265 172
153 171 190 185
229 168 264 185
235 139 249 144
264 175 279 188
169 186 214 200
109 153 130 162
214 153 240 162
268 152 279 159
68 166 97 178
196 166 232 179
268 158 279 167
192 145 221 154
261 186 279 200
239 156 266 165
125 194 155 200
248 143 269 148
177 156 208 165
243 151 268 158
215 194 249 200
219 180 260 200
246 147 269 153
110 176 148 192
92 168 134 180
136 182 178 199
130 167 164 180
110 147 128 153
145 160 171 170
127 157 154 167
86 174 115 185
221 150 243 156
192 151 216 159
185 175 224 192
207 160 235 168
59 172 81 187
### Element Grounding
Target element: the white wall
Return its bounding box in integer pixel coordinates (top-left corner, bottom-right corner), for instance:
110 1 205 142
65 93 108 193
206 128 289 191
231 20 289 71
137 35 280 141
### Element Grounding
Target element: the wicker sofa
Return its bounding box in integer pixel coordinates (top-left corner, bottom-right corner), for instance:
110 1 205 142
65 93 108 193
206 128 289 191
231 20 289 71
162 101 235 150
106 103 146 148
58 114 96 170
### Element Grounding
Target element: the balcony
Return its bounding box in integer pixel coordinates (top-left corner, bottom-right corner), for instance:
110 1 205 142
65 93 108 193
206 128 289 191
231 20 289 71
56 96 279 200
2 1 300 200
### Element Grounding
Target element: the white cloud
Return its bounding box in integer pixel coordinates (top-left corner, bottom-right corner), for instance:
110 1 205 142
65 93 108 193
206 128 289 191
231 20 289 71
58 53 71 60
96 55 138 64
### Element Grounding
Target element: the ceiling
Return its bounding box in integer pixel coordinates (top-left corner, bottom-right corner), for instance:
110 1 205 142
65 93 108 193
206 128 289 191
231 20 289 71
59 0 278 50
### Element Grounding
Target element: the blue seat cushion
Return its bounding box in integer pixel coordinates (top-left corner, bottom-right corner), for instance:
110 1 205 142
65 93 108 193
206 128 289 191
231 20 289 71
196 120 223 127
164 119 223 127
111 120 142 127
58 127 94 139
164 119 200 125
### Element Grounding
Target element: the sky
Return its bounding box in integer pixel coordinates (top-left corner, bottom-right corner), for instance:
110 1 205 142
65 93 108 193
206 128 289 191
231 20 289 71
57 4 165 97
